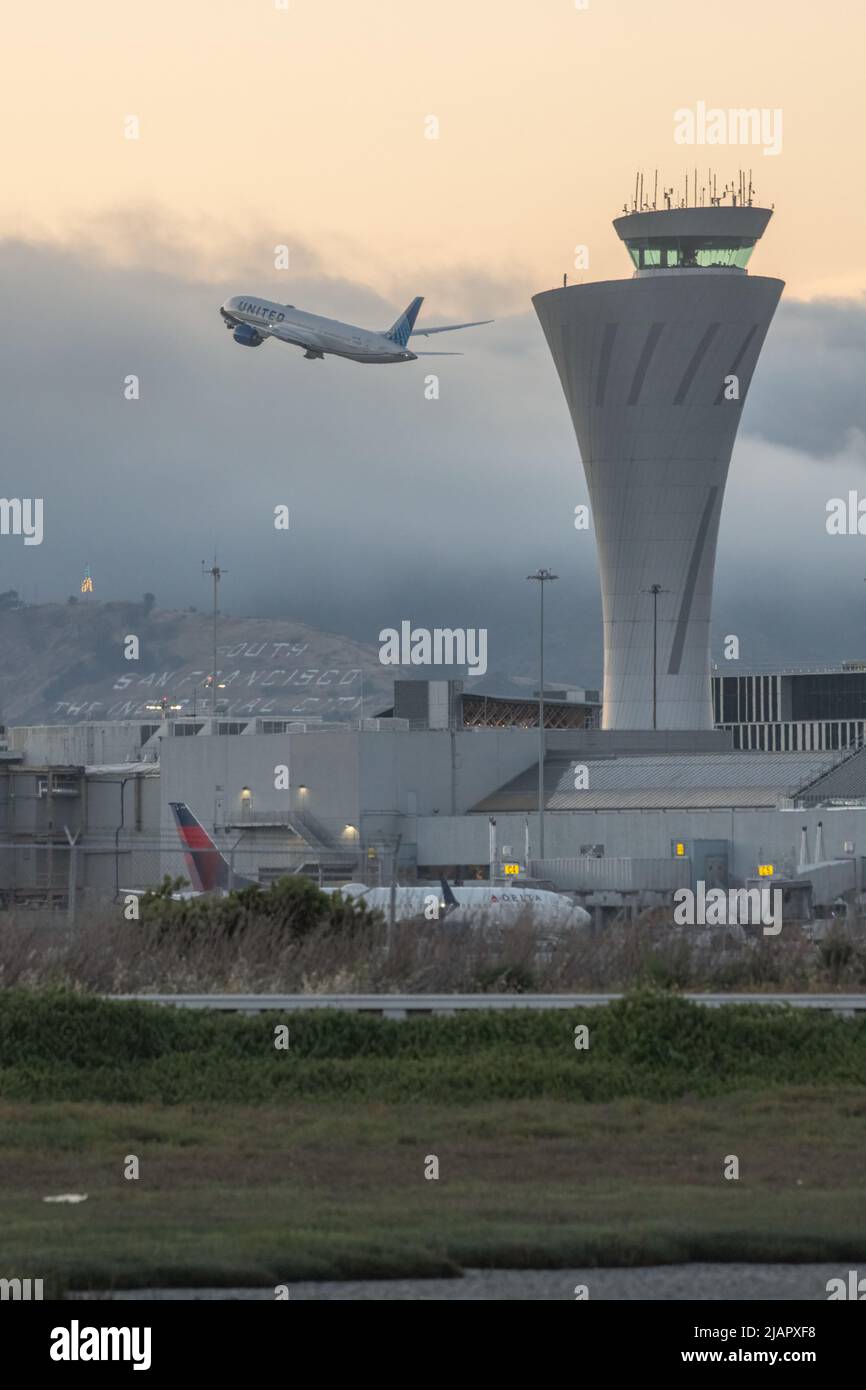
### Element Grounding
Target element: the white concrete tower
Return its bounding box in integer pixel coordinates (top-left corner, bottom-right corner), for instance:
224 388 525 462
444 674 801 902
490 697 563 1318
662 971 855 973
533 199 783 729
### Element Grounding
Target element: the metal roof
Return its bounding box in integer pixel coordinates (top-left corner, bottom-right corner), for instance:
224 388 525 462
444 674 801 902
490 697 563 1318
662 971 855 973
794 746 866 802
473 749 848 813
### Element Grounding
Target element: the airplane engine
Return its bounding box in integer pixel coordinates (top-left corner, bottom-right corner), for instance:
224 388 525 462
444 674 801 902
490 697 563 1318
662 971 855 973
232 323 264 347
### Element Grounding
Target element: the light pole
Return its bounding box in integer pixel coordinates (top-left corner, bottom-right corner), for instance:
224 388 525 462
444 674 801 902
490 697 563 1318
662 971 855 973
202 558 227 718
640 583 669 730
527 568 558 862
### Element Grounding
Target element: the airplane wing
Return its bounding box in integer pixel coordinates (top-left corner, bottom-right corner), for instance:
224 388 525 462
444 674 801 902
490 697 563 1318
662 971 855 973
410 319 493 337
256 322 316 350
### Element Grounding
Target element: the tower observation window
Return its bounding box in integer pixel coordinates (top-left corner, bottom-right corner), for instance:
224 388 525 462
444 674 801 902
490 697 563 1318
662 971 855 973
626 237 756 270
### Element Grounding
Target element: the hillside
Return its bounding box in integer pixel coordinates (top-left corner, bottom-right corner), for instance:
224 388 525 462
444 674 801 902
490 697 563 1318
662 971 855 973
0 598 400 726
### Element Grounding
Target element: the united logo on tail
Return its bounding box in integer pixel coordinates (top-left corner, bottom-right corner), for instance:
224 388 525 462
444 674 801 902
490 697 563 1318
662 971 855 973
384 296 424 347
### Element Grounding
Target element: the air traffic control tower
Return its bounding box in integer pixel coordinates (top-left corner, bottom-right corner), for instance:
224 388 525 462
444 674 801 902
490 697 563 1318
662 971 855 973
533 187 783 730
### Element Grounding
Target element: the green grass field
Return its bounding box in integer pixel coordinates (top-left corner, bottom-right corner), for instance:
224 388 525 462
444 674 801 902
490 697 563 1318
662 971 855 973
2 991 865 1291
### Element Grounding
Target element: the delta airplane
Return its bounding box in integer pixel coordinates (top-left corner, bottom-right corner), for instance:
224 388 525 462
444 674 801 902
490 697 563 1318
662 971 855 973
219 294 492 363
120 803 258 901
338 878 591 930
169 801 258 894
123 804 590 928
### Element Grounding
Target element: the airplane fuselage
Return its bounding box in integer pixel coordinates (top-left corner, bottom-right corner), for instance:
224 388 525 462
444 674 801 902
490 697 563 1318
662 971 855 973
337 882 591 928
221 295 416 364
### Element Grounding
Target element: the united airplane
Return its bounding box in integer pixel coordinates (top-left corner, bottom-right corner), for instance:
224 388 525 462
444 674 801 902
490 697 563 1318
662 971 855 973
219 294 492 363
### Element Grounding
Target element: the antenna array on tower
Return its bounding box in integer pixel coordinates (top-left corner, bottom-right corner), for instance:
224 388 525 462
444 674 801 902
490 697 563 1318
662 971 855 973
624 169 758 214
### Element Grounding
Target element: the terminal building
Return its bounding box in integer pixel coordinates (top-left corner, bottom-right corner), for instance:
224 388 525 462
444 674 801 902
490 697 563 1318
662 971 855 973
2 669 866 918
712 664 866 751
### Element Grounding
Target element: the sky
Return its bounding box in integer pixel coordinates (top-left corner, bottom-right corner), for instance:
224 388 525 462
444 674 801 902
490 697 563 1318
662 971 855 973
2 0 866 689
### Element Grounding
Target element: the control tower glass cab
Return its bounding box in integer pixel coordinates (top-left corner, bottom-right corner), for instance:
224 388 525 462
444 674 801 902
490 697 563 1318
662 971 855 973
616 204 773 272
532 197 783 731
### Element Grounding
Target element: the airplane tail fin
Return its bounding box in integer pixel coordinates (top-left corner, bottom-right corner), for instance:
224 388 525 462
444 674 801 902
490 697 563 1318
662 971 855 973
169 801 233 893
385 296 424 347
439 876 460 917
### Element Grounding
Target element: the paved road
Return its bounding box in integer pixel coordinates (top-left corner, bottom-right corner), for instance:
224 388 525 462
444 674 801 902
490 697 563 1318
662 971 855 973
107 991 866 1017
70 1263 861 1300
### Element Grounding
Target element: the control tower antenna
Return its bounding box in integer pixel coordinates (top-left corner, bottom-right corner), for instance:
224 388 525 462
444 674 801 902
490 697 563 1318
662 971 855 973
653 168 658 210
633 170 639 213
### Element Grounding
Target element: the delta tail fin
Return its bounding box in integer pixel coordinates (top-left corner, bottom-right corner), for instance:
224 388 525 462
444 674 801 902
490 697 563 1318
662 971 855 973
169 801 235 893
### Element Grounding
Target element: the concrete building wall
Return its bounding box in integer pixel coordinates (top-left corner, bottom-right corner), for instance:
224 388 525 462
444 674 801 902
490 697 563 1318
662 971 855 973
7 721 158 766
158 729 362 841
158 727 544 836
534 265 783 731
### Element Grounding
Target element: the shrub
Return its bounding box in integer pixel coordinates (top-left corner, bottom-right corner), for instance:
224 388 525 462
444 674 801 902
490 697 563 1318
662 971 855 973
140 874 382 941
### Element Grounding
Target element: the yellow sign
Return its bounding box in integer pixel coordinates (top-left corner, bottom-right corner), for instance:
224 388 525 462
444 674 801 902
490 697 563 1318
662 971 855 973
674 842 685 857
758 864 774 877
503 863 520 876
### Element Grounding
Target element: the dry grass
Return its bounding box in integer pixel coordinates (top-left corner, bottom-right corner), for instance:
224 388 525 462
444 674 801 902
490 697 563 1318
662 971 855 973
1 906 865 995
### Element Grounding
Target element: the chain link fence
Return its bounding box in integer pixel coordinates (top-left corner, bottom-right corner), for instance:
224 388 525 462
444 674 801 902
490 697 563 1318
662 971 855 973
0 837 400 915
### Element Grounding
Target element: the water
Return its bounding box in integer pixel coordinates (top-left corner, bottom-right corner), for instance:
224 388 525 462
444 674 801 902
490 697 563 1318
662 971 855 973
69 1262 858 1301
